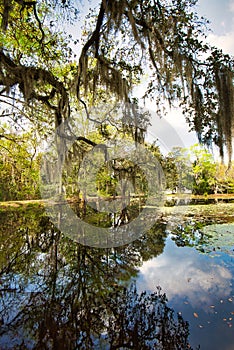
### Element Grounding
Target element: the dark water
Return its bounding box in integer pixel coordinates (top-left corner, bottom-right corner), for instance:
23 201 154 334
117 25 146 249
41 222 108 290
137 237 234 349
1 203 234 349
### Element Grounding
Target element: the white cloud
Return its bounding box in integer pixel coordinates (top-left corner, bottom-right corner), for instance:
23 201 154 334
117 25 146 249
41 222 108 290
202 0 234 56
145 104 198 151
228 0 234 12
207 32 234 56
137 238 232 309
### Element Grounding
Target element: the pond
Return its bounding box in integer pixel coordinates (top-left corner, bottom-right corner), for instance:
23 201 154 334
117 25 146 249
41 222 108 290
0 202 234 349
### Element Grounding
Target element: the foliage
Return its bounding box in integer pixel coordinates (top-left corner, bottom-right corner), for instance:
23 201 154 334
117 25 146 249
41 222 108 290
0 0 234 201
189 144 217 195
164 146 193 192
215 162 234 194
2 136 234 200
162 144 234 195
0 130 41 200
0 0 233 163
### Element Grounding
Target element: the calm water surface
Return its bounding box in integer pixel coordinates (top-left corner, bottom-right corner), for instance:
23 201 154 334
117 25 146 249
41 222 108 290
0 202 234 349
137 236 234 350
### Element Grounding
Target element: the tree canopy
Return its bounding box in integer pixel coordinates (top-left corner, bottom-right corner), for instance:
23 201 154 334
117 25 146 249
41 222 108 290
0 0 234 162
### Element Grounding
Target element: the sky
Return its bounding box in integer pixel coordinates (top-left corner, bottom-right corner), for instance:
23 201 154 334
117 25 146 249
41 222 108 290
148 0 234 154
198 0 234 52
69 0 234 156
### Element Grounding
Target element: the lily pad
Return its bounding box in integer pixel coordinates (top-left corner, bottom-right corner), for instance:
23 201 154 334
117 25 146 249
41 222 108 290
201 223 234 256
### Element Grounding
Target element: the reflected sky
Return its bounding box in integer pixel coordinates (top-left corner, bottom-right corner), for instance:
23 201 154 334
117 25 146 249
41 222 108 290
136 236 234 350
2 207 234 349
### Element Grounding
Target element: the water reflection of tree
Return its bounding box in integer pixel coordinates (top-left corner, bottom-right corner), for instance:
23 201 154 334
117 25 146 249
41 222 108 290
105 285 191 350
0 207 194 349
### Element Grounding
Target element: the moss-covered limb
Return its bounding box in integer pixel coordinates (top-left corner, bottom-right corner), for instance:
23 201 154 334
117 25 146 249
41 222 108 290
215 65 234 166
0 49 70 126
76 0 106 99
1 0 234 160
77 1 234 159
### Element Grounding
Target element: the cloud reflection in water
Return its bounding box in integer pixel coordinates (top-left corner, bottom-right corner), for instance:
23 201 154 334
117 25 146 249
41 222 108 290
136 235 234 349
137 236 233 309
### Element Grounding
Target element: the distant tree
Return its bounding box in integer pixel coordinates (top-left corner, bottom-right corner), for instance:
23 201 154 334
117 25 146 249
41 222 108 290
164 147 193 193
190 144 217 195
0 130 40 200
215 162 234 194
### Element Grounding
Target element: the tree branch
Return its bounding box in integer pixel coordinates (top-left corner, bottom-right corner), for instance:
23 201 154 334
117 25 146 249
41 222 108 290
76 0 105 99
0 50 69 126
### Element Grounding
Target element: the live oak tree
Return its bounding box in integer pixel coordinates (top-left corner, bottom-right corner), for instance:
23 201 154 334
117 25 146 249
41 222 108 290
0 0 234 163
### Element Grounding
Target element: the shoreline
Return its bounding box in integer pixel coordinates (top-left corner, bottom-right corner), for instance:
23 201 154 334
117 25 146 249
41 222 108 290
1 193 234 208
